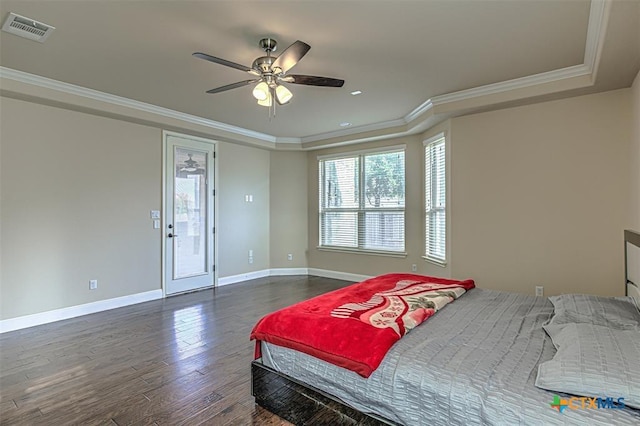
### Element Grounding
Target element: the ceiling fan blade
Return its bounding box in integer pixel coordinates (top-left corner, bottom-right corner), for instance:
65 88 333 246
286 75 345 87
271 40 311 73
193 52 256 74
206 80 259 94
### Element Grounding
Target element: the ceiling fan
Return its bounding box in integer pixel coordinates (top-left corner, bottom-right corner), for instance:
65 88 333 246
193 38 345 109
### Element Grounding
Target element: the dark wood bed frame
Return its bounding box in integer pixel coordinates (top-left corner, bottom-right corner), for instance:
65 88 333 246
252 229 640 425
251 361 398 425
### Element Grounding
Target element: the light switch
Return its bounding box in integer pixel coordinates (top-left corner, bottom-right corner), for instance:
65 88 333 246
150 210 160 219
153 220 160 229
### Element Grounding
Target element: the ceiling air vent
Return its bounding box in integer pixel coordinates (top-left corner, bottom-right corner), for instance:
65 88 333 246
2 12 55 43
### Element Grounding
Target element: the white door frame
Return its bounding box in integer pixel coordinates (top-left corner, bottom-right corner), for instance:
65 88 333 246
162 130 218 296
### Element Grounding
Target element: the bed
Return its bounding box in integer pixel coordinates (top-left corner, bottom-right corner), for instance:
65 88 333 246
251 230 640 425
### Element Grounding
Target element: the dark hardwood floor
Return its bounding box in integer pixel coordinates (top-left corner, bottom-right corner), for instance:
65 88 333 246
0 275 351 425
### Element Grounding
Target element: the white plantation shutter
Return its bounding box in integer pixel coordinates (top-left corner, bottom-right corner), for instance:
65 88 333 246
319 149 405 253
425 136 446 263
319 156 360 248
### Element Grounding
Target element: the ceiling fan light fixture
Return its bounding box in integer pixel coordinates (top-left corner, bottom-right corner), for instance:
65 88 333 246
275 84 293 104
252 81 269 101
257 90 273 107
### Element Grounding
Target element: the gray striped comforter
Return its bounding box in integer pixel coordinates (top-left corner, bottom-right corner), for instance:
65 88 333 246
261 288 640 425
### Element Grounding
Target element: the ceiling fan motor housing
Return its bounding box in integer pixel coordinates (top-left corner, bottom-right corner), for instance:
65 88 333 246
252 56 276 73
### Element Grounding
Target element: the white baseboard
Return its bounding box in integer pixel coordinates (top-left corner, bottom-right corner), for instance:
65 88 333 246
217 268 313 286
1 269 368 333
217 267 368 286
307 268 372 283
0 289 163 334
269 268 309 276
217 269 271 286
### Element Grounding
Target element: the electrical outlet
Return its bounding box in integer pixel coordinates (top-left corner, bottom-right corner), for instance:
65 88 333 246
411 264 417 272
535 286 544 297
248 257 254 264
287 254 293 261
89 279 98 290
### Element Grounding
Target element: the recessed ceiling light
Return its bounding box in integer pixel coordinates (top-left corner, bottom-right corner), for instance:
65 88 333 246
350 90 362 96
339 122 352 127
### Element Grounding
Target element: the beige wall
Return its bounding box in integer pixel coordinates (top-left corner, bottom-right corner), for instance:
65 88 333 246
270 151 308 268
0 96 273 321
0 97 162 320
631 70 640 231
1 81 636 322
216 142 270 277
307 130 452 278
450 89 631 296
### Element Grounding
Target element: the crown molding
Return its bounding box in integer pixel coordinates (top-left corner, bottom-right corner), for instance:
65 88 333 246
431 64 592 106
300 0 609 148
301 117 407 144
0 66 282 145
428 0 608 108
583 0 611 82
0 0 610 149
404 99 435 123
299 0 609 147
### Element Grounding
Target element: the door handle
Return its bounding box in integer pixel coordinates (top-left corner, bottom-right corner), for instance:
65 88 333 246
168 233 178 238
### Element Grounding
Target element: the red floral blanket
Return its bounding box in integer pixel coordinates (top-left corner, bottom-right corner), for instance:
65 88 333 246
250 273 475 377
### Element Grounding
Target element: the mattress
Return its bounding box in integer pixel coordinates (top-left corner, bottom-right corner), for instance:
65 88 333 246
261 288 640 425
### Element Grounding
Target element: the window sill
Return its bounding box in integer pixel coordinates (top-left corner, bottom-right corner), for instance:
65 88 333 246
317 246 408 258
422 256 447 267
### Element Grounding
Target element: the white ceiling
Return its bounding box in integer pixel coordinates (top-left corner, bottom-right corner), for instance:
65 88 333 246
0 0 638 146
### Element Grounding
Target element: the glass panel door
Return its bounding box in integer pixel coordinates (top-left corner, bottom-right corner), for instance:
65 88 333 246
165 134 215 295
173 148 207 279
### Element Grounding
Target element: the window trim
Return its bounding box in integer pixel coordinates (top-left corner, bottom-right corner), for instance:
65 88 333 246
423 133 447 266
316 144 406 161
318 146 406 255
317 246 408 258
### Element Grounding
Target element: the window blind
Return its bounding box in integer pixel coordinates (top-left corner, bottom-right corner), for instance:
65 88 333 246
319 149 405 253
425 137 446 263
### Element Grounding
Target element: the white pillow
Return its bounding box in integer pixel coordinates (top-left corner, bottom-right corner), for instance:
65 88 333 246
536 322 640 409
546 294 640 330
